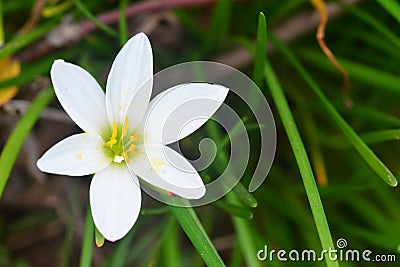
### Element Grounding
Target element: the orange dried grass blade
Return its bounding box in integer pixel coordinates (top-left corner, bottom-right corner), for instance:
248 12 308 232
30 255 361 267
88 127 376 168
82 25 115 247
0 56 21 106
309 0 352 104
19 0 46 34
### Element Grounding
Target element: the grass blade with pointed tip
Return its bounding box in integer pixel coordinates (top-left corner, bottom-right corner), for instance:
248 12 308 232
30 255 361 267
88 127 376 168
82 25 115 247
0 88 54 198
272 37 398 187
264 58 338 267
167 197 225 267
361 129 400 144
252 12 267 87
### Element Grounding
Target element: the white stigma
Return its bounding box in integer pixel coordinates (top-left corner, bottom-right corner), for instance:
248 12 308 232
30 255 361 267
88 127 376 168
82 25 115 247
114 155 125 163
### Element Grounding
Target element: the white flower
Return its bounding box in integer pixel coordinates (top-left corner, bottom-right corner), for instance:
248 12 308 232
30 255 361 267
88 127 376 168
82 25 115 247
37 32 228 242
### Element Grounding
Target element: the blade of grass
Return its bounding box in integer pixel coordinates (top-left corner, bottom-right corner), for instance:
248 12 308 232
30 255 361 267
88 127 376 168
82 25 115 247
72 0 117 37
215 200 253 220
361 129 400 144
376 0 400 24
203 0 231 53
252 12 267 87
264 59 338 267
0 88 54 198
300 49 400 95
79 205 94 267
118 0 129 46
163 222 182 267
167 197 225 267
272 37 398 187
0 23 53 58
343 4 400 49
205 121 260 267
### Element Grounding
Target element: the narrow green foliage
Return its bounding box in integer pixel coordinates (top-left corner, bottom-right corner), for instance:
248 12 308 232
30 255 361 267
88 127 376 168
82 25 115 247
264 60 338 267
216 200 253 220
0 88 54 198
252 12 267 87
204 0 231 53
376 0 400 24
118 0 129 46
361 129 400 144
163 223 182 267
72 0 117 37
0 23 53 58
168 197 225 267
301 49 400 95
272 38 398 187
232 182 258 208
344 4 400 49
79 206 94 267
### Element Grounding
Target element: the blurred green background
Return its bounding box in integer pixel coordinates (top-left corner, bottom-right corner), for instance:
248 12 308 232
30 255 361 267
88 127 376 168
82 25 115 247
0 0 399 266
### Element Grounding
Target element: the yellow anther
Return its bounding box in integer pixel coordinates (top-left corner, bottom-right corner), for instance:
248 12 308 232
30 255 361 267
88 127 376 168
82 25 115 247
122 152 130 163
130 134 140 141
129 144 136 155
106 122 118 147
106 139 117 147
122 116 129 137
111 122 118 139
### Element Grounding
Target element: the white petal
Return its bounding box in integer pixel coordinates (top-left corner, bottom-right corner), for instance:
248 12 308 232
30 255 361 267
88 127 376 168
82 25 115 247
51 60 108 134
90 165 141 242
37 133 110 176
129 143 205 199
125 80 151 133
106 32 153 126
140 83 228 144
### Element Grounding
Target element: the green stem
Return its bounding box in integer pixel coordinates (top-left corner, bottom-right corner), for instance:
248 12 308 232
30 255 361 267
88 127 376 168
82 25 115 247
79 205 94 267
263 61 338 267
0 88 55 198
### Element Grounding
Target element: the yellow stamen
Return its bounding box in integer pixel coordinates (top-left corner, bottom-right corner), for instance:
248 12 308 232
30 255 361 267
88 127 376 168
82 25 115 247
122 152 130 163
130 134 140 141
106 139 117 147
122 116 129 137
129 144 136 155
106 122 118 147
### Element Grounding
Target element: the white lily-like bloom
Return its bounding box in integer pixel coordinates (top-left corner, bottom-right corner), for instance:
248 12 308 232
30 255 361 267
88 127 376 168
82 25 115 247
37 32 228 242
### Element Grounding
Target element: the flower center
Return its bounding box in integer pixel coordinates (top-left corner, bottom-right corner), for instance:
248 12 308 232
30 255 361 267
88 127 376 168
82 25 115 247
104 116 141 164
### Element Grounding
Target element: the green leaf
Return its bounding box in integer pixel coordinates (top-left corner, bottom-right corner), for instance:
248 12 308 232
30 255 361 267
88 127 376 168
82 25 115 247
215 200 253 220
272 37 398 187
167 197 225 267
79 206 94 267
252 12 267 88
0 88 54 198
203 0 231 53
118 0 129 46
263 56 338 267
376 0 400 24
300 49 400 95
0 23 53 58
361 129 400 144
